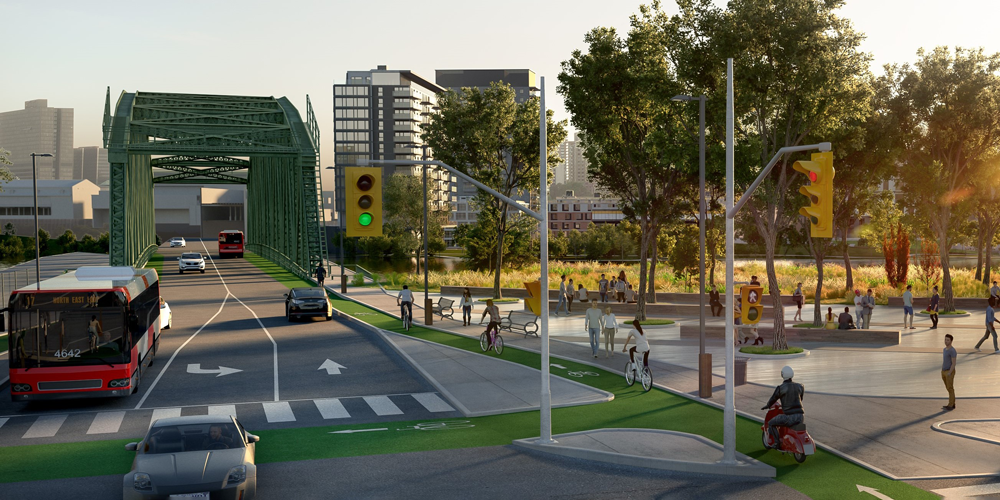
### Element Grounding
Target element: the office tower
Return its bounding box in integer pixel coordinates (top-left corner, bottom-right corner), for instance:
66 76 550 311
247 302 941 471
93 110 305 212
0 99 74 181
332 66 449 228
73 146 110 185
557 133 591 185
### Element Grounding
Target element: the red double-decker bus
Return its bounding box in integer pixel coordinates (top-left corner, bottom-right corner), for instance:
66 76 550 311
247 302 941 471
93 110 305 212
4 266 161 401
218 230 244 258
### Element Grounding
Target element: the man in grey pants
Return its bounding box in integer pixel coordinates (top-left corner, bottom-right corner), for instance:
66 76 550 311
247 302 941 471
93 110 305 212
556 275 568 316
862 289 875 329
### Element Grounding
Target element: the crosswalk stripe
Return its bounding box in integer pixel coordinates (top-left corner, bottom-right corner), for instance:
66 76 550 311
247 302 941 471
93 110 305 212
262 402 295 423
363 395 403 416
87 411 126 434
149 408 183 429
0 418 8 430
314 398 351 419
23 415 67 438
208 405 237 417
412 393 455 413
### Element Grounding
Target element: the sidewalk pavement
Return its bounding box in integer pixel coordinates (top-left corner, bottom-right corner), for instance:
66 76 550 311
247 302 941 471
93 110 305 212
343 285 1000 480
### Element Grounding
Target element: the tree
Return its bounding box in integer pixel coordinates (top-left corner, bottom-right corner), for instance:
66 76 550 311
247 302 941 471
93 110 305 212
559 3 693 320
668 225 700 292
378 173 448 270
422 83 566 299
971 160 1000 284
890 47 1000 312
37 228 50 254
57 230 77 252
667 0 872 348
0 146 13 191
454 205 537 272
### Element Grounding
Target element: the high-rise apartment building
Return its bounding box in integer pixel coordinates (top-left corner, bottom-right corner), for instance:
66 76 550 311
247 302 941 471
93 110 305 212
0 99 74 181
332 66 449 229
435 69 539 226
73 146 110 185
556 133 591 186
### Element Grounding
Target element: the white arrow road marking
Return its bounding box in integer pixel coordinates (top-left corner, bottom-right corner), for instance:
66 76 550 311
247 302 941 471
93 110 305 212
187 363 242 377
857 485 894 500
329 428 388 434
318 359 347 375
551 364 566 369
932 483 1000 499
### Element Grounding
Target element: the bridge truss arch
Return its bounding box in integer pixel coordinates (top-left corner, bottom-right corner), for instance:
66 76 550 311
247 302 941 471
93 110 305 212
103 89 328 277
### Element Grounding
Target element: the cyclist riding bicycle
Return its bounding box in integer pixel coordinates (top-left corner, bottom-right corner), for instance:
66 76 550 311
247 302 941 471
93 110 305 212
621 320 649 375
479 299 501 347
397 285 413 322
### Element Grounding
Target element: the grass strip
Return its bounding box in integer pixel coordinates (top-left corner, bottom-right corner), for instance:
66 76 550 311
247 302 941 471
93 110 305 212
739 346 805 355
145 253 164 275
0 253 937 499
0 334 7 353
477 298 519 303
635 319 675 326
918 310 967 315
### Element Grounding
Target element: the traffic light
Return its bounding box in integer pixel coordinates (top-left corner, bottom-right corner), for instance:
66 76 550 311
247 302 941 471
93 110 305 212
345 167 382 237
793 151 835 238
741 285 764 325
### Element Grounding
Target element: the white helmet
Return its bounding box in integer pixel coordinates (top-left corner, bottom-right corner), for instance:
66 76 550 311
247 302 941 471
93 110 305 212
781 366 794 380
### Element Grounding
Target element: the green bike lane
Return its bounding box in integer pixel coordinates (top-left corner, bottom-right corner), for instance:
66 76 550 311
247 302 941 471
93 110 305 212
0 254 936 500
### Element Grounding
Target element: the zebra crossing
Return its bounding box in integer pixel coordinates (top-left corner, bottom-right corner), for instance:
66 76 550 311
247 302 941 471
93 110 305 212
0 392 456 443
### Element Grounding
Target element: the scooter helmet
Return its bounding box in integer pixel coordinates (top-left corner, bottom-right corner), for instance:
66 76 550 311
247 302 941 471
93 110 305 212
781 366 794 380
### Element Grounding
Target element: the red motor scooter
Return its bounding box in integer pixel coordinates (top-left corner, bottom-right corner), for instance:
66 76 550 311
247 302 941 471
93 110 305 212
761 402 816 463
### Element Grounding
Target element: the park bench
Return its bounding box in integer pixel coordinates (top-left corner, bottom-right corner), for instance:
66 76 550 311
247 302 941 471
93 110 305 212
501 310 539 338
432 298 455 319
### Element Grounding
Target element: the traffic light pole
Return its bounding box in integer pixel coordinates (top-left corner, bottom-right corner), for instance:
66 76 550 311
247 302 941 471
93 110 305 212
723 59 833 464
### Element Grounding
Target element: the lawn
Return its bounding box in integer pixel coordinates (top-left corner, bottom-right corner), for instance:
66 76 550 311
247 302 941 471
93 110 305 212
144 253 163 274
739 346 805 355
0 334 7 353
918 310 968 315
635 319 675 326
477 297 519 303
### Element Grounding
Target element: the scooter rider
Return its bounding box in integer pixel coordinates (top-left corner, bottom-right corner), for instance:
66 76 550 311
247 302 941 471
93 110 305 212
761 366 805 449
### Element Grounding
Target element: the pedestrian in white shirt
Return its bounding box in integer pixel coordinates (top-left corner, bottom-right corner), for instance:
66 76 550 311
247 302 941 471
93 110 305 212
584 301 604 358
853 290 864 328
902 284 915 330
458 288 475 326
602 307 618 357
556 275 568 316
622 320 650 374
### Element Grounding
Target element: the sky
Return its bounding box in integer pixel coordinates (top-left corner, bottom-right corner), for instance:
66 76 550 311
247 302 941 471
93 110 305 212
2 0 998 188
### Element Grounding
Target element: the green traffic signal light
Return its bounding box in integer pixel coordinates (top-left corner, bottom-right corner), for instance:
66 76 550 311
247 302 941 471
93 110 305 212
359 212 373 226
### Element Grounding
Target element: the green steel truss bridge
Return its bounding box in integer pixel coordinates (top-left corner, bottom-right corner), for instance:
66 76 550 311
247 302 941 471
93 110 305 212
102 89 328 277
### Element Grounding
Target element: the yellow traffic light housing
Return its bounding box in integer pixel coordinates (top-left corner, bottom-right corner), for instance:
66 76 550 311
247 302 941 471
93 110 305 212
524 281 542 316
741 285 764 325
345 166 383 237
793 151 835 238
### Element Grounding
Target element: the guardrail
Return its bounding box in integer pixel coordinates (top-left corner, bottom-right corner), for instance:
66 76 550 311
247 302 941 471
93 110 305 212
353 264 388 295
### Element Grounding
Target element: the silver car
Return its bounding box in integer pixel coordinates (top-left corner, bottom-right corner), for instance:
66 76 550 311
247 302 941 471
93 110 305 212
123 415 258 500
178 252 206 274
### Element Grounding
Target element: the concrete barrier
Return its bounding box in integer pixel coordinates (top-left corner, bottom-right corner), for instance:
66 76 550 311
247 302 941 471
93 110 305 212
886 296 988 310
442 285 798 307
546 300 777 320
679 324 900 345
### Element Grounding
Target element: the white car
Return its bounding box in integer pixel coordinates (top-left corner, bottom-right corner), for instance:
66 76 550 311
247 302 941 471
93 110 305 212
159 300 172 330
169 237 186 248
178 252 206 274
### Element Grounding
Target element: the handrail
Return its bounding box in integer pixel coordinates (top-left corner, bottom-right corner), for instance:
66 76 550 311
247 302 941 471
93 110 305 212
353 264 387 295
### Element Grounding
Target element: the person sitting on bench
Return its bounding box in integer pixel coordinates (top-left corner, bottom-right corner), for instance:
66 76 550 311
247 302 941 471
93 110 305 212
838 307 856 330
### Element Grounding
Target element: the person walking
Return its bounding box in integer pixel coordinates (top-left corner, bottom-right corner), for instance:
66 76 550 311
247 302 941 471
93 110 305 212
556 275 568 316
975 296 1000 353
458 288 474 326
709 284 723 317
792 283 804 322
599 274 610 303
941 333 957 411
930 286 940 329
902 284 915 330
862 289 875 329
615 275 627 303
853 290 864 329
567 278 576 312
602 306 618 357
584 301 604 358
314 263 327 287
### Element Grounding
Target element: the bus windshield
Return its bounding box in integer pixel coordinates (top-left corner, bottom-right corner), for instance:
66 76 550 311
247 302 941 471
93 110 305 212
221 233 243 244
8 292 129 369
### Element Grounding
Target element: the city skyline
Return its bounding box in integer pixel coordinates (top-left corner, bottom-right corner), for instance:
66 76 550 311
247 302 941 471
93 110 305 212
2 0 997 190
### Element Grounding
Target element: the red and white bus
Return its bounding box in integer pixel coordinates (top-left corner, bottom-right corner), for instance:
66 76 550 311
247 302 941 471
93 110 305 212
4 266 160 401
218 230 244 258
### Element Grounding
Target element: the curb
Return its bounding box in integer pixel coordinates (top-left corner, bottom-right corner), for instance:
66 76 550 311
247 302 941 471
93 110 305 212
736 349 810 359
931 419 1000 447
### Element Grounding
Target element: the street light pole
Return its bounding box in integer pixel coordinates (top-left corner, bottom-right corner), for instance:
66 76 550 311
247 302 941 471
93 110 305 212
538 76 553 444
30 153 52 289
422 144 431 325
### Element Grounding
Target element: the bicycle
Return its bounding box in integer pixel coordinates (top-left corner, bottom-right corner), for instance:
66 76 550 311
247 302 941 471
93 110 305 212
400 301 412 331
479 323 504 354
624 359 652 392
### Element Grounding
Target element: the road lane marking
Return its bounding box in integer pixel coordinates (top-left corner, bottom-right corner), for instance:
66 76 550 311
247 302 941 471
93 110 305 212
932 483 1000 499
149 408 182 428
208 405 237 417
23 415 67 438
186 364 243 377
363 395 403 416
201 239 280 402
262 402 295 423
87 411 126 434
329 428 387 434
318 359 347 375
0 418 7 430
314 398 351 419
412 393 455 413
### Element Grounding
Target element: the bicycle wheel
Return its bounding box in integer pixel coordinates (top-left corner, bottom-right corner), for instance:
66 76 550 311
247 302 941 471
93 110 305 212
480 332 490 352
624 362 635 386
641 366 652 392
494 335 504 355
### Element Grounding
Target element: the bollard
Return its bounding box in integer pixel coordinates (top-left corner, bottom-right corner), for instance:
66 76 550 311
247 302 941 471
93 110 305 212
425 297 433 325
341 273 347 294
699 353 713 398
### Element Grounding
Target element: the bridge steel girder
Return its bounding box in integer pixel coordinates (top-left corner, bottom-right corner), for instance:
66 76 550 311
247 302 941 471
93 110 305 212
104 90 328 277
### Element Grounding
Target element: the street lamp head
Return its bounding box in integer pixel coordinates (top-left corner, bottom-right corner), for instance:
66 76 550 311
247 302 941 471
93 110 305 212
671 95 693 102
31 153 53 157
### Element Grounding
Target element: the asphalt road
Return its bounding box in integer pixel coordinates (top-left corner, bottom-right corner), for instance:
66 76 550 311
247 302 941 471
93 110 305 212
0 241 454 446
3 445 810 500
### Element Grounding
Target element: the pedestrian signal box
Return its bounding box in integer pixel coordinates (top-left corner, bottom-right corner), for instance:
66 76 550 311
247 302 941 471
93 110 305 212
793 151 835 238
345 167 382 237
741 285 764 325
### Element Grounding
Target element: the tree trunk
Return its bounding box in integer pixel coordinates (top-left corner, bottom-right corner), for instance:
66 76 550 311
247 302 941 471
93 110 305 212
635 215 654 321
647 228 658 303
813 251 824 327
938 226 955 313
765 232 787 350
985 227 996 285
842 223 854 291
492 206 508 299
975 222 985 281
